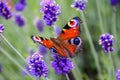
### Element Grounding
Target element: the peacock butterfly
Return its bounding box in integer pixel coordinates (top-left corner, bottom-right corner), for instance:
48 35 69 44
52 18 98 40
31 17 82 57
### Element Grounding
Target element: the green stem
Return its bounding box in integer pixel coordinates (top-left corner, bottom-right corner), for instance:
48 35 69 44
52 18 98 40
108 52 115 80
72 59 83 80
80 11 102 79
95 0 104 33
111 7 119 68
65 74 70 80
0 34 26 62
0 47 36 80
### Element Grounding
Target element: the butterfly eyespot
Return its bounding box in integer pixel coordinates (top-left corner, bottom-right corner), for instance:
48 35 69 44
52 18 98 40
50 47 58 54
69 37 82 46
68 19 78 27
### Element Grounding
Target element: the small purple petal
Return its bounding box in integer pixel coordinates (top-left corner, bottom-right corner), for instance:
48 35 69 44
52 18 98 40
0 24 4 33
39 45 47 55
54 26 61 36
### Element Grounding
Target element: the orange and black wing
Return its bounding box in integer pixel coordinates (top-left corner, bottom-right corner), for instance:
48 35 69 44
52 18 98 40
31 36 54 49
58 17 82 40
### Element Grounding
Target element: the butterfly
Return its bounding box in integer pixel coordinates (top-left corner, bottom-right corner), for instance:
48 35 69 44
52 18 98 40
31 17 82 57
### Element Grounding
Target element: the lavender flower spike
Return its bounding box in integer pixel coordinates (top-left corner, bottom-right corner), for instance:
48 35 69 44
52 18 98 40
0 24 4 33
99 33 114 53
71 0 87 11
26 52 48 78
40 0 61 26
51 54 74 74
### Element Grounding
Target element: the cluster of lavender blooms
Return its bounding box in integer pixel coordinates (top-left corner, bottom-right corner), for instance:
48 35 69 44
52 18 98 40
99 33 114 53
40 0 61 26
15 0 27 11
51 54 74 74
71 0 87 11
0 24 4 33
110 0 120 6
26 52 48 78
0 1 12 19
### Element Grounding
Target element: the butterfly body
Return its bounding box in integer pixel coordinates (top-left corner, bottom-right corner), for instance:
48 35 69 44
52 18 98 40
31 17 82 57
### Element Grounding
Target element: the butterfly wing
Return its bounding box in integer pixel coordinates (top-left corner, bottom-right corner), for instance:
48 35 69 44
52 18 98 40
58 17 82 40
57 17 82 57
31 36 54 49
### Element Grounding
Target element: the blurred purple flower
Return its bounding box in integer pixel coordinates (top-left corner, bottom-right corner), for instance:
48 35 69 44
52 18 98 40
0 64 2 73
21 70 27 76
15 0 27 11
110 0 120 6
29 49 34 56
0 24 4 33
54 26 61 36
19 0 27 5
51 54 74 74
40 0 61 26
39 45 47 55
116 68 120 80
15 3 25 11
71 0 87 11
14 14 25 27
0 1 12 19
34 18 44 32
99 33 114 53
26 52 48 78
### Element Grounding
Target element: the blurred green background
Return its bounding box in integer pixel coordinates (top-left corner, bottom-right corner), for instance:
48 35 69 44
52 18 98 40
0 0 120 80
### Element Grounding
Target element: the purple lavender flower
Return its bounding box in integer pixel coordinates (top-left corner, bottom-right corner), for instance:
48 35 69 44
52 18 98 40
98 33 114 53
54 26 61 36
116 68 120 80
26 52 48 78
40 0 61 26
51 54 74 74
34 18 44 32
0 1 12 19
39 45 47 55
71 0 87 11
110 0 120 6
0 24 4 33
15 0 27 11
14 14 25 27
